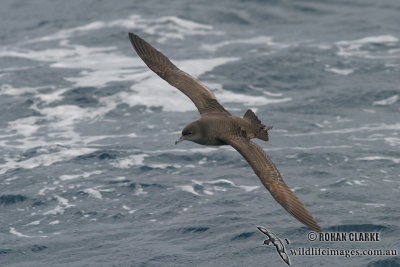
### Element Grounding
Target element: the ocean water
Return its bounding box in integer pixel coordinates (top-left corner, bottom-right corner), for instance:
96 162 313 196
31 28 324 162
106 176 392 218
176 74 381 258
1 0 399 266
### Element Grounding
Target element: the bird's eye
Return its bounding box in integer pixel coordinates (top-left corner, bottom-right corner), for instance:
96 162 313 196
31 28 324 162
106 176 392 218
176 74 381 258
183 130 192 136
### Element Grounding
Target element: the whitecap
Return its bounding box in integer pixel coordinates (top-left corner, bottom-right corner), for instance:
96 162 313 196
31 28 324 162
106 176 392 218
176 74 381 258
42 205 65 216
28 15 219 44
0 147 97 175
148 147 218 154
335 35 399 58
1 17 290 112
237 185 260 192
121 205 136 214
149 163 181 169
60 170 102 181
200 179 235 186
111 176 127 181
365 203 385 207
43 195 75 215
336 35 398 47
201 36 281 52
355 156 400 164
9 227 47 238
38 186 57 196
111 154 148 169
26 220 41 226
176 185 201 196
352 180 368 186
191 179 260 193
373 95 398 106
283 123 400 137
214 84 292 106
118 57 243 112
325 67 354 75
134 185 148 196
83 188 102 199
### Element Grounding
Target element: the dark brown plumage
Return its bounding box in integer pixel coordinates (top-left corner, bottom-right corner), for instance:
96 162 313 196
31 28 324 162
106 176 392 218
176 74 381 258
128 32 322 232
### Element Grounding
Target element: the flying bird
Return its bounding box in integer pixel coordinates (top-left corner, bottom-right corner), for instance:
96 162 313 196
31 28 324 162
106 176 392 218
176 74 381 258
257 226 291 266
128 32 322 232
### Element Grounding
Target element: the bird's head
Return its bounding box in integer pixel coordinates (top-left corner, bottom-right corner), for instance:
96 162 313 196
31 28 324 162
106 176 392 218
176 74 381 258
175 122 202 145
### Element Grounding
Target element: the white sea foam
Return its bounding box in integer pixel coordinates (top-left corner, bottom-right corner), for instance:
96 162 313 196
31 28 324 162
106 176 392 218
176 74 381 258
266 145 352 151
38 186 57 196
0 14 290 115
284 123 400 137
201 179 234 186
83 188 102 199
247 85 282 97
118 57 268 112
149 163 182 169
0 14 218 91
111 154 148 168
355 156 400 164
351 134 400 147
60 170 102 181
353 180 368 186
176 185 201 196
363 109 376 114
336 35 398 46
122 205 136 214
213 186 227 192
201 36 282 52
325 67 354 75
365 203 385 207
27 15 219 44
191 179 260 193
134 185 148 196
335 35 399 58
43 195 75 215
383 137 400 147
111 176 127 181
3 40 285 112
0 147 97 175
0 84 64 102
213 83 292 106
147 147 218 154
373 95 398 106
27 220 41 226
238 185 261 192
0 15 216 94
9 227 47 238
7 116 42 138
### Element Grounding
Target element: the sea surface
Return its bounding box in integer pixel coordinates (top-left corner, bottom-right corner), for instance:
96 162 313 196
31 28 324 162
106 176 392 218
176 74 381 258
1 0 399 266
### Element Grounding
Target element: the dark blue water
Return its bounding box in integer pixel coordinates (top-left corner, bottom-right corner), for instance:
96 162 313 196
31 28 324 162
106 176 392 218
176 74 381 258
1 0 399 266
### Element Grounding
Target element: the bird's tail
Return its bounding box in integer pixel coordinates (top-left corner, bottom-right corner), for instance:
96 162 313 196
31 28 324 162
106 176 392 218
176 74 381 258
243 109 272 141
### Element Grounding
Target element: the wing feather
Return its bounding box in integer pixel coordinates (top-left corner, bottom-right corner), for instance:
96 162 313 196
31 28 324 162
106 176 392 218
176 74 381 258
226 137 322 232
128 32 229 115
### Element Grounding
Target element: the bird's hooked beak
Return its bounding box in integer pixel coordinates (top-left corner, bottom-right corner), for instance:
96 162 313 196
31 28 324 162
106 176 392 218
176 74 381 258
175 136 185 145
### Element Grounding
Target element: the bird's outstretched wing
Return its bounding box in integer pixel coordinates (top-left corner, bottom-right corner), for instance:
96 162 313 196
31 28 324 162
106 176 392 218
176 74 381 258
128 32 230 116
225 137 322 232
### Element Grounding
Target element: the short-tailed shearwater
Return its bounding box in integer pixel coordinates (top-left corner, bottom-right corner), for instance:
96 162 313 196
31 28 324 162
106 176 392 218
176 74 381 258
128 32 322 232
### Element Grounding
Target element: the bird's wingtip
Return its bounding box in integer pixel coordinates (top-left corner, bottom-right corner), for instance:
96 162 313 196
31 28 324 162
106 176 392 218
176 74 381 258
128 32 135 39
314 224 323 233
128 32 139 42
